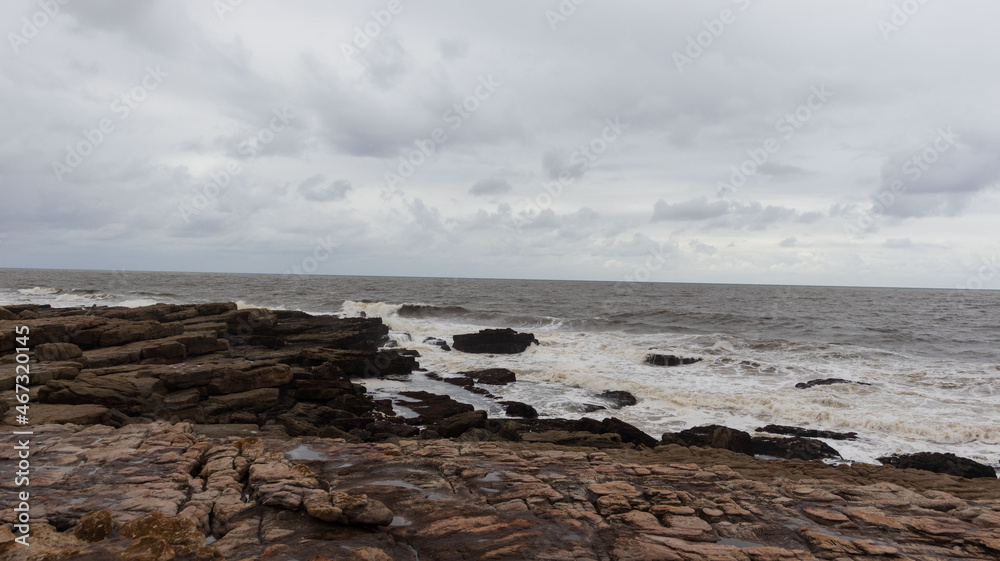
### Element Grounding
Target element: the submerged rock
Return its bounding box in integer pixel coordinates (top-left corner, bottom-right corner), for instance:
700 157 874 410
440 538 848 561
795 378 872 389
757 424 858 441
877 452 997 479
452 328 538 354
599 390 637 408
645 353 702 367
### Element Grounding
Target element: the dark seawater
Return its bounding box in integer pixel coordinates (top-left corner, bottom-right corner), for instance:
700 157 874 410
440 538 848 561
2 268 998 468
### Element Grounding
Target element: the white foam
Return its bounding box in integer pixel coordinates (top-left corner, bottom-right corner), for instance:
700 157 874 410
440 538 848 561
18 286 61 295
348 301 999 470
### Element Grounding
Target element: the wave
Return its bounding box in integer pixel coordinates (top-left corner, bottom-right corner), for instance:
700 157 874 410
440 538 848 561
398 304 472 318
18 286 61 295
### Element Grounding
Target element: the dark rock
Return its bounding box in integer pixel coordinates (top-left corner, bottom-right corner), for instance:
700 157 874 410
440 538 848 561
423 337 451 351
452 328 538 354
460 368 517 385
399 391 475 423
599 390 637 408
662 425 753 455
876 452 997 479
581 404 607 413
795 378 872 389
645 353 702 367
455 427 498 442
35 342 83 362
756 424 858 441
432 410 488 438
751 436 842 461
600 417 658 448
499 401 538 419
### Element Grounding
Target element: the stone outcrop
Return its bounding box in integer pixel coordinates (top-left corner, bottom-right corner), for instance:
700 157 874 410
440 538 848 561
795 377 872 389
645 353 702 366
2 421 999 561
878 452 997 479
452 328 538 354
757 423 858 441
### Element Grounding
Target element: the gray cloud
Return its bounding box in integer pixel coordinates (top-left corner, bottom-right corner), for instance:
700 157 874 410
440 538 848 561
2 0 999 287
298 175 352 202
469 178 512 196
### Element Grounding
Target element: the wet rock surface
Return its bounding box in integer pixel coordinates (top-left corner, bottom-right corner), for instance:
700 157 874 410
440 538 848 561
878 452 998 480
451 328 539 354
2 302 999 560
2 422 999 560
795 377 873 389
645 353 702 366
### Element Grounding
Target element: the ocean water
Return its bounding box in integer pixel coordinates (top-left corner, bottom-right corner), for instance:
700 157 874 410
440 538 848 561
2 268 998 471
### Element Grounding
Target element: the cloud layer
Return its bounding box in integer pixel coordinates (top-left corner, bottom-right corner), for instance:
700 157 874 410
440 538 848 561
1 0 998 288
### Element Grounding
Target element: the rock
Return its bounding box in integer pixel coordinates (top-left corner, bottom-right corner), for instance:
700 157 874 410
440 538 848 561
877 452 997 479
662 425 753 455
645 353 701 366
452 328 538 354
756 424 858 440
73 509 114 542
35 342 83 361
521 430 623 448
0 306 17 320
120 512 206 554
206 363 293 395
122 536 176 561
599 390 637 408
499 401 538 419
423 337 451 351
599 417 659 449
752 436 842 460
795 378 872 389
432 410 488 438
459 368 517 385
329 492 394 526
399 391 474 422
207 387 281 410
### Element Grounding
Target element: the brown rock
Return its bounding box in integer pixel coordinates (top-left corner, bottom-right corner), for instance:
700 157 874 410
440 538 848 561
207 387 280 410
122 536 176 561
120 512 206 554
0 306 16 320
73 509 114 542
206 363 293 395
35 342 83 361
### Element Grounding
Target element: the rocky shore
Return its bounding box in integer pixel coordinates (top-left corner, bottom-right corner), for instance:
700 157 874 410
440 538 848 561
2 302 999 560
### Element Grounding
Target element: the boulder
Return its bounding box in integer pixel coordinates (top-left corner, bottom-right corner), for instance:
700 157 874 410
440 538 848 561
751 436 842 461
500 401 538 419
35 342 83 362
452 328 538 354
756 424 858 441
0 306 17 320
795 378 872 389
662 425 753 455
423 337 451 351
120 512 206 554
73 509 114 542
399 391 474 423
459 368 517 385
877 452 997 479
599 390 637 408
433 410 488 438
645 354 701 367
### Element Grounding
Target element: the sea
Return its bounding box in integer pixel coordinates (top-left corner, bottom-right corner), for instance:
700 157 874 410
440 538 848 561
2 268 998 472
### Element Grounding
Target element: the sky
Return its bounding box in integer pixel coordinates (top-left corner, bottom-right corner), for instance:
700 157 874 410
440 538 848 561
1 0 998 289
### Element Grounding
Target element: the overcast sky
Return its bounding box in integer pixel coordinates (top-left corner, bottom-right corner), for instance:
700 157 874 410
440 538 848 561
1 0 998 289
